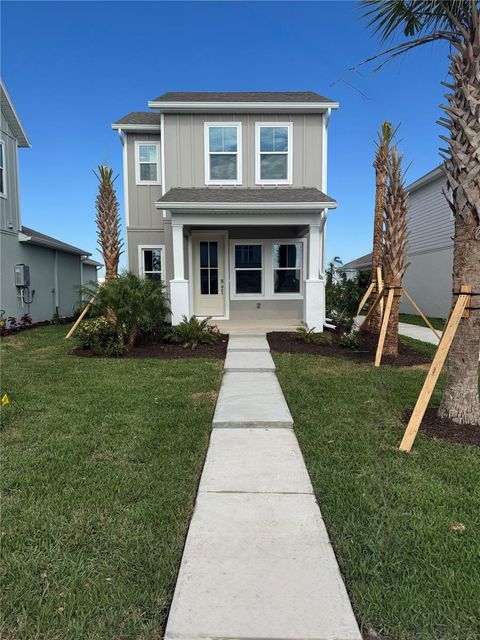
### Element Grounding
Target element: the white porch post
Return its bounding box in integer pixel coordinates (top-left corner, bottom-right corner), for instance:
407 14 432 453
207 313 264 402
170 223 190 325
304 221 325 332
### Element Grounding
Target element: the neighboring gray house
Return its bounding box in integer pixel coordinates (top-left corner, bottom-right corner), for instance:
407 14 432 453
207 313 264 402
341 165 453 318
112 91 338 329
0 81 100 323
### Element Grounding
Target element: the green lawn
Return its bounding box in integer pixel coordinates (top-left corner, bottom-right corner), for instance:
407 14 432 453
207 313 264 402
1 325 223 640
399 313 446 331
275 344 480 640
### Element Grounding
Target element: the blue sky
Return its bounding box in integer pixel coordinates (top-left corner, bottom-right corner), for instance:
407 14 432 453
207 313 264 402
2 0 448 269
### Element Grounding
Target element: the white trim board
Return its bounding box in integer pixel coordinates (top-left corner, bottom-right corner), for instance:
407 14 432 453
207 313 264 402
148 100 339 113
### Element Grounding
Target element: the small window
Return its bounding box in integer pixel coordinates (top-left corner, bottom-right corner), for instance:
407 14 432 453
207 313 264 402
200 241 219 294
136 142 160 185
0 141 5 196
141 247 163 281
273 243 302 293
256 123 292 184
234 244 262 294
205 124 241 184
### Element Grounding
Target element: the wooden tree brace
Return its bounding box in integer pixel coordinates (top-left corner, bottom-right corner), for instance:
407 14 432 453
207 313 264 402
374 287 395 367
398 289 470 452
65 296 96 339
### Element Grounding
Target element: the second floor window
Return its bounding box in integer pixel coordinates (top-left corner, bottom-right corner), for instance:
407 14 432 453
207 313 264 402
0 141 5 196
135 142 160 185
256 123 292 184
205 123 241 184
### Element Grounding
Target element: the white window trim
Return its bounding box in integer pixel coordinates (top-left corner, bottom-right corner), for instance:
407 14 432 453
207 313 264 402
0 140 6 198
135 141 161 186
231 242 264 297
138 244 165 280
204 122 242 185
255 122 293 186
229 238 305 300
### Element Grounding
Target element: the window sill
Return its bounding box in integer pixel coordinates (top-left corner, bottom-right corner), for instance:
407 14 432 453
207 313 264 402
231 294 303 301
136 181 162 186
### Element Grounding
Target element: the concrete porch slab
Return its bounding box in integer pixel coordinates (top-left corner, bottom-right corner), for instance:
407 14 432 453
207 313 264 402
200 428 312 494
164 492 362 640
212 371 293 428
224 349 275 372
227 335 270 351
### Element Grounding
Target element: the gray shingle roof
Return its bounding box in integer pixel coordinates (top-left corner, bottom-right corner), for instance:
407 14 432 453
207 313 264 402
112 111 160 126
151 91 336 104
340 253 372 271
20 226 92 256
156 187 335 206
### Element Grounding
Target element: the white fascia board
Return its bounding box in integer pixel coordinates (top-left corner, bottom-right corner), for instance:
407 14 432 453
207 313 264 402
111 123 161 131
155 201 337 211
147 100 340 112
0 80 31 147
406 165 444 192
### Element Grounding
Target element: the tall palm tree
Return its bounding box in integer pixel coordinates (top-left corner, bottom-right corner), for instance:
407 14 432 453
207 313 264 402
382 146 409 356
95 165 123 280
362 0 480 425
368 121 396 333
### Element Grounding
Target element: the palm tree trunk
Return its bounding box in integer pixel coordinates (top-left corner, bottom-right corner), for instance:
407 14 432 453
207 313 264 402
438 26 480 426
439 214 480 425
369 171 386 333
383 288 402 356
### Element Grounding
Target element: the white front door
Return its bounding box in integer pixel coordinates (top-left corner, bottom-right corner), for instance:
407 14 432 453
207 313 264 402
192 235 225 317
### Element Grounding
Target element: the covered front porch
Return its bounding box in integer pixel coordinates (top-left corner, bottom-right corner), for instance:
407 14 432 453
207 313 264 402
156 187 336 332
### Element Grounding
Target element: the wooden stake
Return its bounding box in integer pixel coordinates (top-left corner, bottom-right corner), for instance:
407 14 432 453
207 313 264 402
65 296 96 339
403 289 442 341
374 288 395 367
399 291 470 452
361 287 385 327
357 281 375 316
377 267 384 318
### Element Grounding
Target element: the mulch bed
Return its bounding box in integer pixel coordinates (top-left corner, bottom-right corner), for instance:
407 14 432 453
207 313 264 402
402 407 480 447
1 319 70 337
71 335 229 360
267 330 431 367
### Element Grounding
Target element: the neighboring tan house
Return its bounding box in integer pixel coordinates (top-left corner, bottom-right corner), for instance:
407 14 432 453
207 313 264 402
341 165 453 318
0 80 100 323
112 91 338 329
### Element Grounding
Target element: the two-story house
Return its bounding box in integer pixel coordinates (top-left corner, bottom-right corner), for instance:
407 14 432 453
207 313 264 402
0 80 100 323
112 92 338 330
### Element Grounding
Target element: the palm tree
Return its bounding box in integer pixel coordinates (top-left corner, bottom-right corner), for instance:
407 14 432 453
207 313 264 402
362 1 480 425
382 146 409 356
95 165 123 280
368 121 396 334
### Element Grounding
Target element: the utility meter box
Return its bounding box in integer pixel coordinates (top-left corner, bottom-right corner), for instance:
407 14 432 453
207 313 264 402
14 264 30 287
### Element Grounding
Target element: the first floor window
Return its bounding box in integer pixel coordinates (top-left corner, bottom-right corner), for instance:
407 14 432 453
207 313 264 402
235 244 262 294
136 142 160 184
0 141 5 196
273 243 302 293
141 247 163 281
206 124 241 183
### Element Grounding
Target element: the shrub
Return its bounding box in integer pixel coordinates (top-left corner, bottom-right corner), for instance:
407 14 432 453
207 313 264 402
167 316 220 349
295 323 332 345
76 316 125 357
339 330 361 350
20 314 32 328
84 272 170 351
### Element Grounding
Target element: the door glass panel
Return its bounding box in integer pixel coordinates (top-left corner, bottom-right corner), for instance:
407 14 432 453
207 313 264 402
210 270 218 295
200 269 209 295
199 241 221 295
209 242 218 268
200 242 209 268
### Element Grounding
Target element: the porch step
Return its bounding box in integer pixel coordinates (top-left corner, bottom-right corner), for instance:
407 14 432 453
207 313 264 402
212 371 293 428
224 350 275 372
226 335 270 352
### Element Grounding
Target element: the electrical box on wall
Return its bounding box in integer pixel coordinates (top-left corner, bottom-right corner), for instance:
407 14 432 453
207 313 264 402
14 264 30 287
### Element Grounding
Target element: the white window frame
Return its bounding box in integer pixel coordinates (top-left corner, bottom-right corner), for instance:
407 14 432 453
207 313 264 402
204 122 242 185
138 244 165 281
0 140 6 198
231 242 264 297
255 122 293 185
135 141 161 186
271 241 304 297
229 238 305 300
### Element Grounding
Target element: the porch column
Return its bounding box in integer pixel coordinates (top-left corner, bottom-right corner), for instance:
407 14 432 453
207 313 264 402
304 223 325 332
170 223 190 325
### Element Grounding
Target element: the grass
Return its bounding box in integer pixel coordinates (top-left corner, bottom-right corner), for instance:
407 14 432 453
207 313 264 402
274 347 480 640
399 313 446 331
0 325 223 639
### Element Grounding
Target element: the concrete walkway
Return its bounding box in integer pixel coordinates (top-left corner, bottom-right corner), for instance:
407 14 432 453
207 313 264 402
165 335 361 640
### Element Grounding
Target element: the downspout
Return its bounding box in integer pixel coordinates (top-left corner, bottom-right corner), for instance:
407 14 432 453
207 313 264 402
118 128 129 268
54 250 59 314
